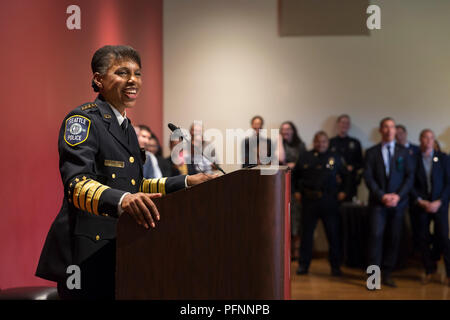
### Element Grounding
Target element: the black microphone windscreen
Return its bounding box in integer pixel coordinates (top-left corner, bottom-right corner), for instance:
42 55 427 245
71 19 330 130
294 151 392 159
168 123 178 132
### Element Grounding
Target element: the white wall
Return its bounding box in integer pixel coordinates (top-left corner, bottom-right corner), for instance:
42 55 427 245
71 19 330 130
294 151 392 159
163 0 450 178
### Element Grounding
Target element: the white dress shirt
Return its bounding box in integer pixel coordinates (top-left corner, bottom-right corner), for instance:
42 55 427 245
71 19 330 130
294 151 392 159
109 103 127 126
146 151 163 178
381 140 396 176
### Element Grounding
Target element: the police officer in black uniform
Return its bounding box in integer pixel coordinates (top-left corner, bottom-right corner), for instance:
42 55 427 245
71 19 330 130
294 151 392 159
329 114 363 202
35 45 214 299
293 131 350 276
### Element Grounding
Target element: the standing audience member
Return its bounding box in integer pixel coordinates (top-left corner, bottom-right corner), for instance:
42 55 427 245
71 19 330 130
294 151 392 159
293 131 349 276
396 124 421 256
410 129 450 286
190 122 215 174
329 114 363 202
243 116 272 168
364 117 414 288
396 124 420 157
280 121 307 260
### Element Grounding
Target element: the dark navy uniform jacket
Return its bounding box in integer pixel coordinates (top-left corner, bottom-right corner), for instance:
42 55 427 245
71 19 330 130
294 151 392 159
410 151 450 205
329 135 363 172
36 95 186 283
406 143 420 158
363 143 414 207
292 150 350 200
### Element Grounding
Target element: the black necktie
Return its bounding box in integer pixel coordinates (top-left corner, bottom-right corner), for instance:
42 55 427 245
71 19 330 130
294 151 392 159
120 118 129 143
121 118 128 132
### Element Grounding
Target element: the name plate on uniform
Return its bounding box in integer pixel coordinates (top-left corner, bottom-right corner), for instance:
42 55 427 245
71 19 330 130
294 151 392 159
104 160 125 168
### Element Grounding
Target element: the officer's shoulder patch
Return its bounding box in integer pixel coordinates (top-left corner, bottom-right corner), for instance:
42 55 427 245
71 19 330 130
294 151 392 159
80 103 97 111
64 115 91 147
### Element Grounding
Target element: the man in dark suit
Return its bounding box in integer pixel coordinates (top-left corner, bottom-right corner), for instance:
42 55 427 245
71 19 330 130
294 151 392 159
364 117 414 287
396 124 420 158
35 45 214 299
410 129 450 286
395 124 421 256
242 115 272 168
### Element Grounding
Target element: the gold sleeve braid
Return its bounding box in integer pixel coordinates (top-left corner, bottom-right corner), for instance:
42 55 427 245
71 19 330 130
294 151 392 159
72 178 110 215
139 178 167 195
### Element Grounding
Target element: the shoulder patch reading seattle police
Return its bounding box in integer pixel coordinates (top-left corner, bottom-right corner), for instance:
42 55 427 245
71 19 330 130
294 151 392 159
64 115 91 146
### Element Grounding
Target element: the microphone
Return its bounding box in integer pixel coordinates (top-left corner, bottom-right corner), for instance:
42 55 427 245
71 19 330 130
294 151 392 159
168 123 226 175
168 123 178 132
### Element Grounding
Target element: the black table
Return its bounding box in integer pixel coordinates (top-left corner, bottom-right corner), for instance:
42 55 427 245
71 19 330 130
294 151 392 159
340 203 411 270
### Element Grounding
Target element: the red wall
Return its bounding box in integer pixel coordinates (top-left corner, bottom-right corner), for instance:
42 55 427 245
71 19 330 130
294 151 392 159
0 0 163 288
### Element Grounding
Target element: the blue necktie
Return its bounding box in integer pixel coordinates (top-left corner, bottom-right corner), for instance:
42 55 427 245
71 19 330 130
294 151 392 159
386 145 392 176
143 154 155 178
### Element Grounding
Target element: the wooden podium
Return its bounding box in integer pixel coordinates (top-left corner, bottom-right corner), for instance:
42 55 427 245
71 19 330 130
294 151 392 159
116 166 291 299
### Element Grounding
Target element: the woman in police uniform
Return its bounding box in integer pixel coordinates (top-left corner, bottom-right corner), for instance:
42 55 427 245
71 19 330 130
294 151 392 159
36 45 213 299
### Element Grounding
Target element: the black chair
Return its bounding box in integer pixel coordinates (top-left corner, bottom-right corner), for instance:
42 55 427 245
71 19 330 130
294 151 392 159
0 286 59 300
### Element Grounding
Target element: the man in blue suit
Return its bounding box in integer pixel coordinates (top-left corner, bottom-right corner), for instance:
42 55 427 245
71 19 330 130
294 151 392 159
396 124 420 158
364 117 414 287
396 124 421 256
410 129 450 286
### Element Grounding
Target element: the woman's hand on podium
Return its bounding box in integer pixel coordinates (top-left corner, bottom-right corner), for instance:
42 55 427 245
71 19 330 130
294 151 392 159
121 192 162 229
186 173 219 187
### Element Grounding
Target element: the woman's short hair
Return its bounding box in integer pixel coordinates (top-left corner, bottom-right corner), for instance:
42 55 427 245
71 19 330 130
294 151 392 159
91 45 142 92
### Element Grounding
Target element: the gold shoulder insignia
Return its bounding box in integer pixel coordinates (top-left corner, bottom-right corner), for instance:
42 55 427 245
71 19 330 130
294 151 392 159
81 103 97 111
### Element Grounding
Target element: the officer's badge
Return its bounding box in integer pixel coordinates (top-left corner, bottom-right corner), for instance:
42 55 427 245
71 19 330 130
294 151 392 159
64 115 91 146
349 141 355 149
326 157 335 169
433 156 439 163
